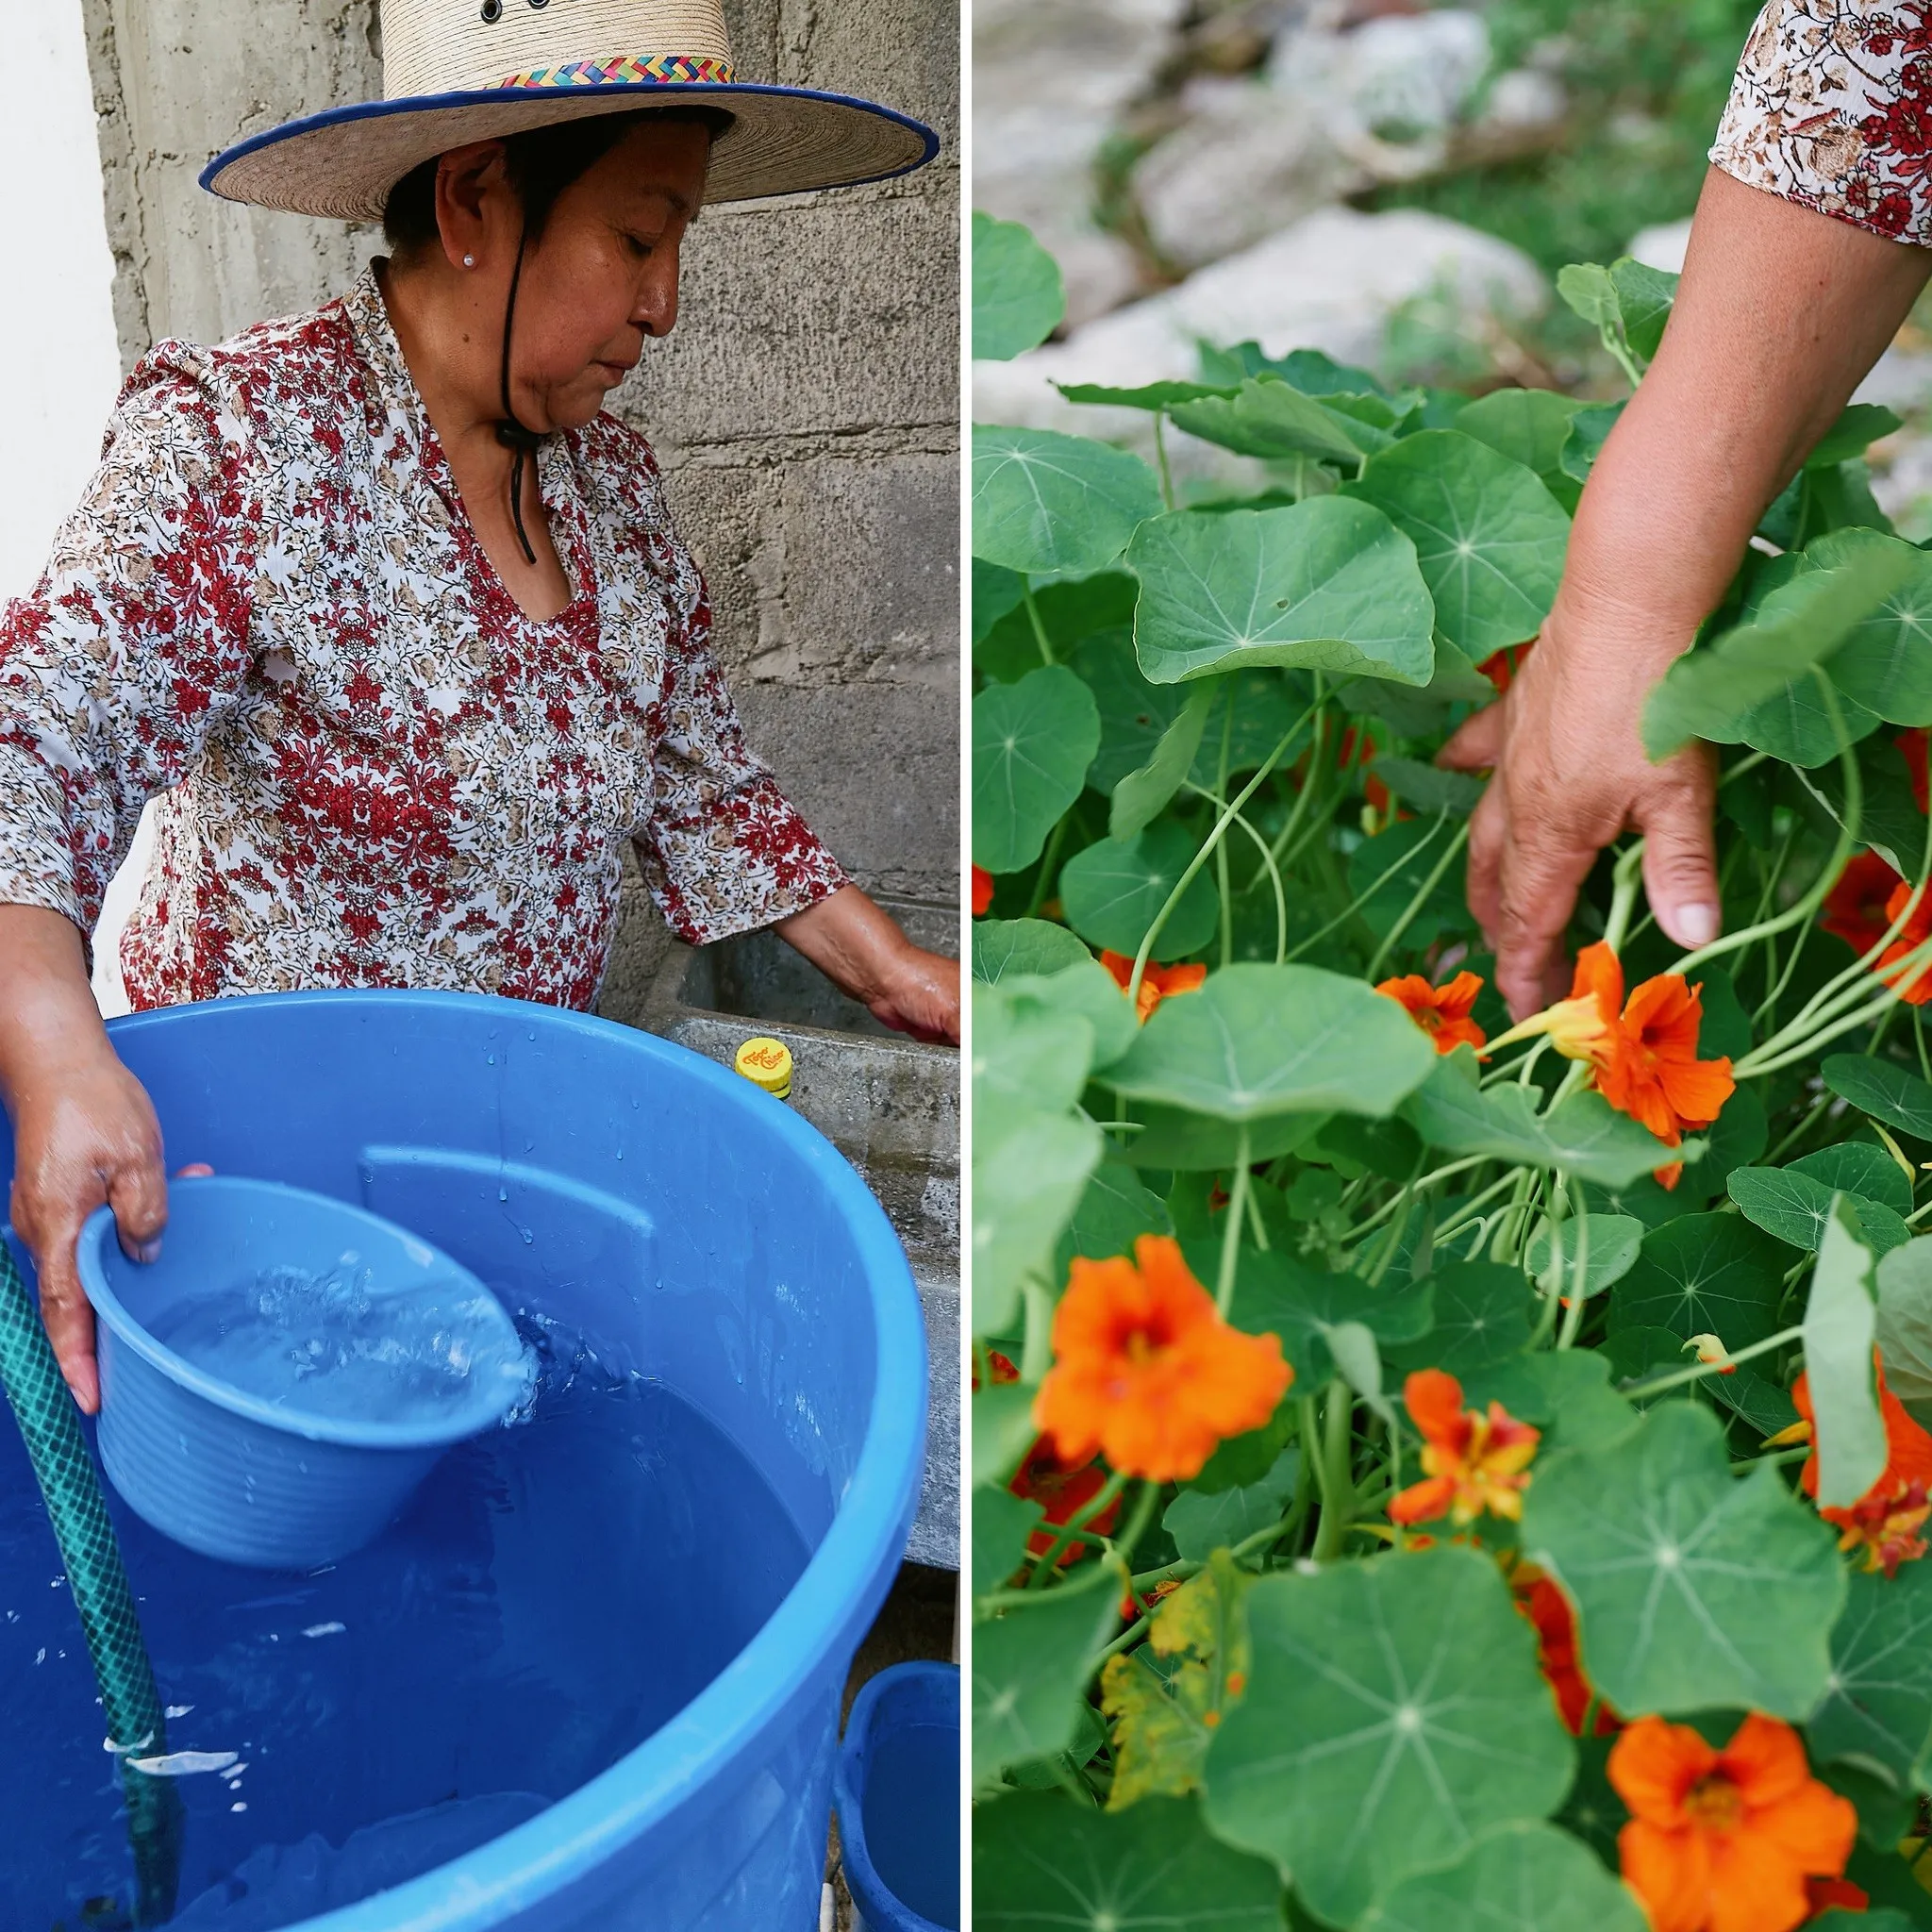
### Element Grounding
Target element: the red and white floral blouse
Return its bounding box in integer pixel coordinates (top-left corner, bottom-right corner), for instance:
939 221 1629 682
0 268 843 1012
1715 1 1932 246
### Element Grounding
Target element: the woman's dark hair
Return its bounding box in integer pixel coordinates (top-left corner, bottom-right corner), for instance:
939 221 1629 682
382 106 734 252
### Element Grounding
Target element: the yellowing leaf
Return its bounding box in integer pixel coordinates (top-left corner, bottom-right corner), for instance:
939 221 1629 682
1102 1554 1251 1807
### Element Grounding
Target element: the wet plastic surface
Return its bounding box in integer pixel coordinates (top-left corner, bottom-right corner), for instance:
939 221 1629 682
834 1661 959 1932
0 991 926 1931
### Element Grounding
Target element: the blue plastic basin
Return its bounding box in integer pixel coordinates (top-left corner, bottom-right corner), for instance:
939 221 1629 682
834 1662 959 1932
78 1174 527 1569
0 990 927 1931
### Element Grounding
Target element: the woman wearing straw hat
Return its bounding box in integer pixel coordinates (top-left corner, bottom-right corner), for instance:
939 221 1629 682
0 0 957 1412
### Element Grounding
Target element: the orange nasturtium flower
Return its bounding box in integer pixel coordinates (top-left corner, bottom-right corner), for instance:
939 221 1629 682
1034 1236 1291 1482
1389 1369 1539 1527
1774 1358 1932 1576
1875 877 1932 1005
971 865 994 917
1608 1713 1857 1932
1375 970 1487 1055
1008 1437 1122 1568
1100 950 1207 1024
1499 941 1734 1189
1822 852 1905 957
1477 641 1534 693
1902 725 1930 815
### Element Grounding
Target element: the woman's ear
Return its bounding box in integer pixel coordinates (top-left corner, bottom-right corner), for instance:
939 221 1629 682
433 140 512 275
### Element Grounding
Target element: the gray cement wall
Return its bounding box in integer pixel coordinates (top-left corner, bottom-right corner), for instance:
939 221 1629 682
76 0 960 1018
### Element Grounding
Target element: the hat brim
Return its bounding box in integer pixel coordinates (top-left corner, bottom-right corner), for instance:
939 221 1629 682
200 82 939 222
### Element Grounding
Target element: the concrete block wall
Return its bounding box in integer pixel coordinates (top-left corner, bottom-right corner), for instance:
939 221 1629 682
76 0 960 1017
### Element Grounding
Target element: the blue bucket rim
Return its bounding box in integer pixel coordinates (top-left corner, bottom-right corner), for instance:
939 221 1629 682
77 989 929 1931
77 1173 525 1451
834 1661 959 1932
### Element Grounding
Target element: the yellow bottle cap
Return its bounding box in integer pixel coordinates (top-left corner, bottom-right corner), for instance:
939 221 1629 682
734 1036 792 1099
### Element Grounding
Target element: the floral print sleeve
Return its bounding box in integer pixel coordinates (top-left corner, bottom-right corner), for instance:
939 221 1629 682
1712 0 1932 245
0 363 256 933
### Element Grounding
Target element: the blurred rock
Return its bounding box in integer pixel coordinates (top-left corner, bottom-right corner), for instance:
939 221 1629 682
973 0 1190 326
974 205 1547 472
1135 7 1561 272
1628 216 1693 274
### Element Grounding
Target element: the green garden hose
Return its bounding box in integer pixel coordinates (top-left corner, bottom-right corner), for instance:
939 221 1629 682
0 1235 181 1926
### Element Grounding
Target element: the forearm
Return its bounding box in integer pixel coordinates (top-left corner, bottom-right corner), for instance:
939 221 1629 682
1559 167 1931 653
0 907 112 1115
775 884 918 1006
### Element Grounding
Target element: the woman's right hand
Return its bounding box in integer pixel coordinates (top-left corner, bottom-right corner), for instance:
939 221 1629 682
0 906 169 1413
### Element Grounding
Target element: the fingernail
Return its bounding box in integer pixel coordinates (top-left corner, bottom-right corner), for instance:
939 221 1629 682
1675 903 1719 946
136 1240 161 1265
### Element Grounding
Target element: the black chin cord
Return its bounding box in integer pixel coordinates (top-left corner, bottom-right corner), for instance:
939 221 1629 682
496 225 543 567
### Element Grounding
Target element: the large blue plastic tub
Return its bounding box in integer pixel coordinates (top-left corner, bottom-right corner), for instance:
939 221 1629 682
0 991 927 1932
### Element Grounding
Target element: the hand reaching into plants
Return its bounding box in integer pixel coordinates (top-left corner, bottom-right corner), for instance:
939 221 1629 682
1441 166 1932 1020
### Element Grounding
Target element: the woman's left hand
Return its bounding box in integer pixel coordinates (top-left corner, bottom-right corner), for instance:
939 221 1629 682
774 885 961 1047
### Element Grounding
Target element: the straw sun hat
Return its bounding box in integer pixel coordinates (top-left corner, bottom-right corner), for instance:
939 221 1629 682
201 0 939 221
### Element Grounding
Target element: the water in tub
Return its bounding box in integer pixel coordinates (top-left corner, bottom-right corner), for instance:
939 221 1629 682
0 1307 809 1929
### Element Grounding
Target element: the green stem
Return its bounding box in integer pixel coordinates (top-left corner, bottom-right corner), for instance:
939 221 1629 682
1153 412 1176 513
1284 817 1447 967
1602 840 1646 955
1025 1469 1129 1586
1622 1324 1803 1400
1218 1125 1254 1315
1366 819 1470 982
1024 815 1069 920
1128 715 1307 1006
1185 785 1288 964
1215 706 1236 970
1021 582 1055 666
1310 1381 1357 1563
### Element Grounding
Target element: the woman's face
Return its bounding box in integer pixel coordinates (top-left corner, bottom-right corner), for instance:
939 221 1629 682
507 120 711 432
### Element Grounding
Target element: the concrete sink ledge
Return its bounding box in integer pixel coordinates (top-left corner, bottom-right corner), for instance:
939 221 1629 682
640 898 959 1570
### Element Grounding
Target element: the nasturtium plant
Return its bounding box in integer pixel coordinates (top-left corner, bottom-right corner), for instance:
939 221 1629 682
970 213 1932 1925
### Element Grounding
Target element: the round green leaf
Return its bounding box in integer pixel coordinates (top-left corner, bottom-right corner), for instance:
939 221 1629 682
1808 1559 1932 1792
1793 1141 1915 1217
1804 1199 1889 1509
973 1571 1122 1785
1522 1401 1846 1719
972 665 1101 873
972 425 1164 576
1105 962 1437 1123
1169 375 1392 465
1360 1821 1647 1932
1607 1212 1790 1347
1165 1446 1300 1562
1818 541 1932 724
973 1487 1043 1600
1203 1546 1575 1923
1525 1214 1644 1300
1219 1245 1434 1385
973 1793 1285 1930
1385 1260 1533 1378
974 981 1095 1119
972 916 1092 984
1344 430 1571 658
973 1107 1102 1336
972 211 1065 361
1877 1236 1932 1428
1058 821 1221 958
1728 1167 1910 1256
1453 390 1586 508
1825 1055 1932 1141
1127 498 1435 688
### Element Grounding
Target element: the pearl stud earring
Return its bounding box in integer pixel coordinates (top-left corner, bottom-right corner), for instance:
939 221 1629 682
462 254 476 268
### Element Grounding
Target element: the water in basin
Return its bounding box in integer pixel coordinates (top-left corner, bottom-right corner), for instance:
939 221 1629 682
0 1315 809 1931
147 1262 532 1427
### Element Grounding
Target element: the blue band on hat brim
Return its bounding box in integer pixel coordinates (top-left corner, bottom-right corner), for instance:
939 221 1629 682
201 80 939 208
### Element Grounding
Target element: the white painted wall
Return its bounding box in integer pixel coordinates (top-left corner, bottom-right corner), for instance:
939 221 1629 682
0 0 145 1014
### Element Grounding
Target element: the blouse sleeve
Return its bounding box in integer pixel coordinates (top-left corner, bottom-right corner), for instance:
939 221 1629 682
0 358 257 932
636 569 847 948
1711 1 1932 245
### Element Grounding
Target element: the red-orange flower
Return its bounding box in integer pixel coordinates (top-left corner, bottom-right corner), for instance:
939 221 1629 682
1008 1437 1122 1567
1608 1713 1857 1932
1101 950 1207 1024
1375 970 1487 1055
972 864 994 917
1477 641 1534 693
1782 1358 1932 1575
1502 942 1734 1189
1901 726 1929 815
1511 1561 1619 1737
1806 1875 1869 1916
1034 1236 1292 1482
1823 853 1905 957
1389 1369 1539 1526
1875 877 1932 1005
